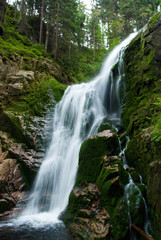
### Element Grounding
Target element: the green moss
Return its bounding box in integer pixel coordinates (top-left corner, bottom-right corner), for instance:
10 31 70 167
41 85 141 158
128 184 145 227
76 133 119 186
6 76 66 117
67 191 91 215
0 24 49 60
98 118 114 132
76 156 102 185
149 12 161 28
125 130 154 182
111 197 129 240
96 157 128 214
130 171 140 183
0 110 28 144
123 14 161 237
99 179 123 214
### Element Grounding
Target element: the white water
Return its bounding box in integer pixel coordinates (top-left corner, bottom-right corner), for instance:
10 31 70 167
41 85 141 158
18 32 137 224
6 33 136 227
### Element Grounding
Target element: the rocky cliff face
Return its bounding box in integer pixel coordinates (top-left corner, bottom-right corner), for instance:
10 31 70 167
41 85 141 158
123 12 161 240
0 54 67 216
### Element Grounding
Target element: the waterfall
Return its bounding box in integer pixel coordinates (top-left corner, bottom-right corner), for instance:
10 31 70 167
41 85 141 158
16 32 138 224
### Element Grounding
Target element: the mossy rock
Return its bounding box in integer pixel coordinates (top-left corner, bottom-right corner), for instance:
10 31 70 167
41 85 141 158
76 130 119 186
96 156 128 214
147 161 161 239
97 117 115 132
125 128 154 182
110 197 129 240
127 182 145 227
130 170 141 183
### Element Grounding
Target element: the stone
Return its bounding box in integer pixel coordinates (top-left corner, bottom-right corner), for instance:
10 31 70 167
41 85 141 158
76 130 119 185
0 143 25 213
16 70 34 80
65 183 111 239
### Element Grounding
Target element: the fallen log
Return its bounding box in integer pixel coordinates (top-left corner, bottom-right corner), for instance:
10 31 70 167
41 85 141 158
131 224 154 240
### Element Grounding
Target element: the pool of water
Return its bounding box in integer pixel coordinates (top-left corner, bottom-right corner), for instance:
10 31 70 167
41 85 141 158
0 221 72 240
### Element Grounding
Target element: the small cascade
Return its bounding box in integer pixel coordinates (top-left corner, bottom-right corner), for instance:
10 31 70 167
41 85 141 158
119 136 152 239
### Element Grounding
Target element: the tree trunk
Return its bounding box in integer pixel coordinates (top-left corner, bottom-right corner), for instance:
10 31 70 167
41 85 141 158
45 22 50 51
39 0 45 44
93 24 95 60
14 0 18 19
1 0 7 24
19 0 25 23
54 1 60 60
131 224 154 240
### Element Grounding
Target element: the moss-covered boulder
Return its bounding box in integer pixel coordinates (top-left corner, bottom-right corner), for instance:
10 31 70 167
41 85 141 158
76 130 119 186
64 130 134 240
96 155 128 213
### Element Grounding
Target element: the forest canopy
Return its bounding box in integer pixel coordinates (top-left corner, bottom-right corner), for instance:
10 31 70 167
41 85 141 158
0 0 160 76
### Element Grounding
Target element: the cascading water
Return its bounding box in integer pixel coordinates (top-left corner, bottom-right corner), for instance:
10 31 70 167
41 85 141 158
0 33 138 239
18 32 138 224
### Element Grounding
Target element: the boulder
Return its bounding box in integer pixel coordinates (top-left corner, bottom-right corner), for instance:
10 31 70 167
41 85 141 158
64 183 111 239
76 130 119 185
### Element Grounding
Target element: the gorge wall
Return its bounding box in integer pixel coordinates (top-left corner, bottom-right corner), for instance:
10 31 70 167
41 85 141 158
123 12 161 239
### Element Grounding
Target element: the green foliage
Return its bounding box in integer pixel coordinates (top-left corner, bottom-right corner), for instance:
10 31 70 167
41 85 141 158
97 0 160 43
0 33 47 59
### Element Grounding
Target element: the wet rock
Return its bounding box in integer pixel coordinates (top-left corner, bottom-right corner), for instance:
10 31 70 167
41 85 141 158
76 130 119 185
64 183 111 239
148 161 161 237
0 132 42 184
130 170 141 183
126 167 135 173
